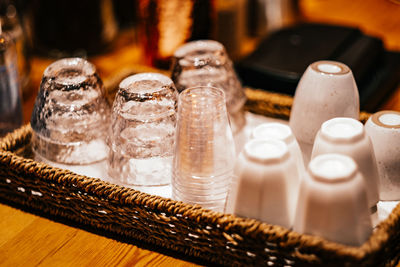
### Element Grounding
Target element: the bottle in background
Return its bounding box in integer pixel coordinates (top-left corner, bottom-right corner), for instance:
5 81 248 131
138 0 215 69
0 0 31 98
0 21 23 137
24 0 118 57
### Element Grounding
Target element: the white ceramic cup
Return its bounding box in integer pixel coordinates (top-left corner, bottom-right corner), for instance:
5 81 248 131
311 117 380 211
293 153 372 246
365 110 400 201
228 139 300 228
252 122 305 173
289 60 359 165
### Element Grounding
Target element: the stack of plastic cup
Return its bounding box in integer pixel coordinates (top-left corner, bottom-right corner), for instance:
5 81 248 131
172 86 236 212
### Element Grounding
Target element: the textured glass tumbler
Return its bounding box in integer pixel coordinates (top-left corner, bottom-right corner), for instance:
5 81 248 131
31 57 110 165
171 40 246 134
107 73 178 186
172 86 236 212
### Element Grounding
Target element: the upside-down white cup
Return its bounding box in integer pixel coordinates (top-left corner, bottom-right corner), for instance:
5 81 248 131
311 118 380 212
365 110 400 201
293 154 372 246
228 139 300 228
289 60 359 165
252 122 305 173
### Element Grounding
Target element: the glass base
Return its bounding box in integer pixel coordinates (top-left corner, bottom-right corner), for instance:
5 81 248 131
32 133 108 165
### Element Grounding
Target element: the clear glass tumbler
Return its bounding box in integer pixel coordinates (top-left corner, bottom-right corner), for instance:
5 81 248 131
107 73 178 187
137 0 215 68
172 86 236 212
0 28 23 137
171 40 247 134
30 57 110 165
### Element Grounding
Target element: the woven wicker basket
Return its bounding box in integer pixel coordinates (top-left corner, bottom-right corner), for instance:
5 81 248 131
0 87 399 266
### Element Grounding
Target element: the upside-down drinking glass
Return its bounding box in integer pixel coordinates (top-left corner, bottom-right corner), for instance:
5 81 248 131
171 40 246 134
31 57 110 165
107 73 178 187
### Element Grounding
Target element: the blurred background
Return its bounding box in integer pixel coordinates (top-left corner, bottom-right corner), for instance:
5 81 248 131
0 0 399 125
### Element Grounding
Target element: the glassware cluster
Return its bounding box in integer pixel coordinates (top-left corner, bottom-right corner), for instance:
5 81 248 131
30 46 398 246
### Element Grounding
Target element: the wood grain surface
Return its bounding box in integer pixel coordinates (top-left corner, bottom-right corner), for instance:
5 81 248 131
0 203 199 267
1 0 400 266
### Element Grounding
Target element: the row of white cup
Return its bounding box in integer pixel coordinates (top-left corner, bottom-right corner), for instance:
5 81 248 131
289 60 400 202
227 120 376 246
226 59 400 246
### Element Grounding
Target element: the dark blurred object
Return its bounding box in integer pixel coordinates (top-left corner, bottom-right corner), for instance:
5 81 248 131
247 0 299 37
138 0 215 69
236 23 400 112
0 0 30 96
113 0 138 29
0 26 23 137
25 0 118 57
215 0 247 60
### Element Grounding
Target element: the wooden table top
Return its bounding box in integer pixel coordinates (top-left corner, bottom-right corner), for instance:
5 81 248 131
2 0 400 266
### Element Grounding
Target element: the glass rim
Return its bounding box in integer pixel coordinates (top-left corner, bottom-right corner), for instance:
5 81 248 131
120 73 173 88
179 85 226 100
177 86 228 121
173 40 225 58
44 57 96 81
118 73 175 96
